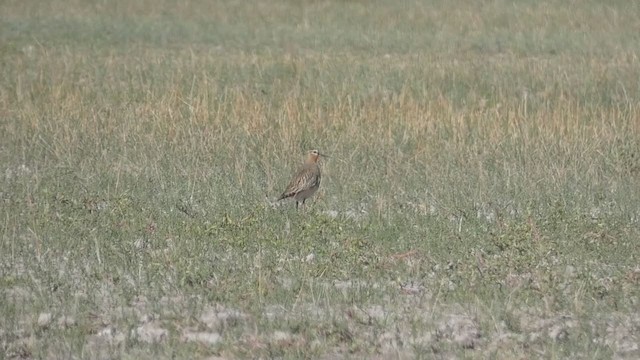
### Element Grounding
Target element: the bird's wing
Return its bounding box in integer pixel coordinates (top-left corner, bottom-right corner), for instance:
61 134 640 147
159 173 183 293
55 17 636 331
278 166 319 200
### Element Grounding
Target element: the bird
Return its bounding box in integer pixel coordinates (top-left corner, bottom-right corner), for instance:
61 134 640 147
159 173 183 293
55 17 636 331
278 149 327 210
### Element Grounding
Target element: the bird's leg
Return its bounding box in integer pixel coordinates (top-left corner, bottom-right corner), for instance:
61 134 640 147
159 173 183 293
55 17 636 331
296 201 299 210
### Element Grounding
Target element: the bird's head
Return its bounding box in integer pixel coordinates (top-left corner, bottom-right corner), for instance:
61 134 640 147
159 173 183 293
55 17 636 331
306 149 328 164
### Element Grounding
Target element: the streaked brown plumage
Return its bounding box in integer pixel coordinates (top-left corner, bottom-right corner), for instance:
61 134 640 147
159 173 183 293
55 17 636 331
278 149 326 210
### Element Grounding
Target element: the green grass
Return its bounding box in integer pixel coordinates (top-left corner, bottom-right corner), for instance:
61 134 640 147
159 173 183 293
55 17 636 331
2 0 640 358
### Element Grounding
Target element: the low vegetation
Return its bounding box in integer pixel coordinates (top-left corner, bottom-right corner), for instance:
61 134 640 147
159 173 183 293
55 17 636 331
2 0 639 358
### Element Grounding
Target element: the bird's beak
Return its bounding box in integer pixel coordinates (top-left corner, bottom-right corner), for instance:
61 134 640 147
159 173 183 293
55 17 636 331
319 152 329 158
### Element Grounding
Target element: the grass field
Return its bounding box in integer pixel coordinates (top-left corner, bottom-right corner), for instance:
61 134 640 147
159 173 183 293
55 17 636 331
2 0 640 358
